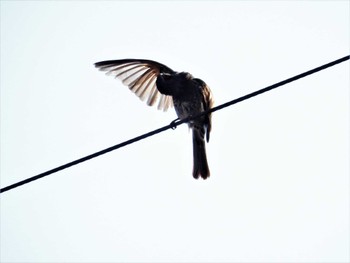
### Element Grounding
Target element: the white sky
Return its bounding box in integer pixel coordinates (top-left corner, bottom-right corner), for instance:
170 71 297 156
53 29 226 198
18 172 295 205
1 1 349 262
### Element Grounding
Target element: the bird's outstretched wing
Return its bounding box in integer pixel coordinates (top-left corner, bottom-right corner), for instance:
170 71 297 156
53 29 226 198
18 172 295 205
95 59 175 111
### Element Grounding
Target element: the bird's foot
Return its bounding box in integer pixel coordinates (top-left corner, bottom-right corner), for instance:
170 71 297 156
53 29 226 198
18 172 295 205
170 118 180 130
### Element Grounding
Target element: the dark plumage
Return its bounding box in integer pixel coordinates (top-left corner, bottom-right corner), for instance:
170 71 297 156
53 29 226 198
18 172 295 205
95 59 213 179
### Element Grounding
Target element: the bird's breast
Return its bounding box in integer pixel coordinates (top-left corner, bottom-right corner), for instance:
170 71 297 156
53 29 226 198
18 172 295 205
173 100 192 120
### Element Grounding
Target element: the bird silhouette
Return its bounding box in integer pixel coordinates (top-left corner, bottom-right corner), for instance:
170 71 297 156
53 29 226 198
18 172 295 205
95 59 213 179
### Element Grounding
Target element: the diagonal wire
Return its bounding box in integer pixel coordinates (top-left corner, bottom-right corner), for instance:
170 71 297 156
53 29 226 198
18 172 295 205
1 55 349 194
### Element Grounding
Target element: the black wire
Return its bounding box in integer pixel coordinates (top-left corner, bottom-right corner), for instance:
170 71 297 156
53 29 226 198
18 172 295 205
0 124 172 194
175 55 350 126
1 55 349 194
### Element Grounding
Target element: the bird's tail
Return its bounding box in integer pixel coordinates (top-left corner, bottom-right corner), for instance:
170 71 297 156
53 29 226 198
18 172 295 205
192 128 210 179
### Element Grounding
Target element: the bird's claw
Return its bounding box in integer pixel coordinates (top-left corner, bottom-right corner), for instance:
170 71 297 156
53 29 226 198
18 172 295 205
170 118 179 130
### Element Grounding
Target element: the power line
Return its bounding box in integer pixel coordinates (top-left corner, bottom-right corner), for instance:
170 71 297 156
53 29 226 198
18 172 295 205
1 55 349 194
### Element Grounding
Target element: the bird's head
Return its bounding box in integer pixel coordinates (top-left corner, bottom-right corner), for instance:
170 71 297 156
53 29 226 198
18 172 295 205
158 72 192 85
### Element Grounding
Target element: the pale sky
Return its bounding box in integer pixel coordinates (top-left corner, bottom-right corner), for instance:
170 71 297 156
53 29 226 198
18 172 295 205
1 1 349 262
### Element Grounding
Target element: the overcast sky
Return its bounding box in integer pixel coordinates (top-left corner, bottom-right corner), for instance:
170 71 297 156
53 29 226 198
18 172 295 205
1 1 349 262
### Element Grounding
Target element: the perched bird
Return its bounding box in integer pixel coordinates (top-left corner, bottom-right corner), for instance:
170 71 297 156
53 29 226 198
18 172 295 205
94 59 214 179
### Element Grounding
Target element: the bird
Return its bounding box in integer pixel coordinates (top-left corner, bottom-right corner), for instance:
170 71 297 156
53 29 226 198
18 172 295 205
94 59 214 179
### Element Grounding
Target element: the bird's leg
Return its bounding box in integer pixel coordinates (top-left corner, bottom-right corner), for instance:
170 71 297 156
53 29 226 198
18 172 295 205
170 118 180 130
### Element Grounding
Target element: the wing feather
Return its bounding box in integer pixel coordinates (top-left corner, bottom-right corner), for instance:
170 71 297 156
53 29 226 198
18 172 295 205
95 59 174 111
138 73 156 100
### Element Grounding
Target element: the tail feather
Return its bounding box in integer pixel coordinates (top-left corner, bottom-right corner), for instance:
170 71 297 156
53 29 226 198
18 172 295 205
192 128 210 179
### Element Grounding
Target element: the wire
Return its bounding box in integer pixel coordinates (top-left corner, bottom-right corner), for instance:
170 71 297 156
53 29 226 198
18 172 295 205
1 55 349 194
173 55 350 127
